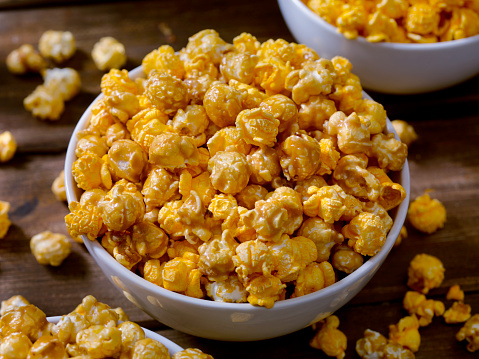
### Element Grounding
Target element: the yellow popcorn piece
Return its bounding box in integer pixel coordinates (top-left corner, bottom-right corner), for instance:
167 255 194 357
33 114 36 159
23 84 65 121
343 211 387 256
245 275 286 309
303 185 347 223
143 44 185 78
72 153 105 191
76 325 122 358
0 304 48 342
6 44 46 75
368 166 407 211
325 111 371 155
408 191 446 234
293 261 336 297
444 301 472 324
391 119 418 147
145 71 189 116
233 239 274 281
446 284 465 301
65 201 103 242
101 69 138 96
141 167 179 210
247 146 282 185
162 253 204 298
236 108 280 147
38 30 76 63
298 217 344 262
0 200 12 240
203 83 243 128
28 335 66 359
104 90 139 123
456 314 479 352
43 67 81 101
310 315 347 359
356 329 415 359
127 108 170 151
130 338 170 359
91 36 127 71
388 315 421 353
198 231 238 282
207 126 251 157
403 291 445 326
208 151 250 195
370 132 408 172
254 56 292 95
107 139 147 183
407 253 445 294
149 132 199 169
30 231 72 267
220 50 258 85
0 332 33 358
0 131 17 163
331 244 364 274
131 221 169 259
0 295 30 317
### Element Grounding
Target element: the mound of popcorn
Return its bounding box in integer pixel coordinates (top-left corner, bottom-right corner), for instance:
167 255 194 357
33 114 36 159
304 0 479 43
65 29 408 308
0 294 213 359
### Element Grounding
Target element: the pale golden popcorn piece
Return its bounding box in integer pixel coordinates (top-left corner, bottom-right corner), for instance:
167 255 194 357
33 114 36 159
446 284 465 301
143 44 185 78
407 253 445 294
333 154 381 201
391 119 418 147
259 94 299 134
149 132 199 169
388 315 421 353
23 84 65 121
162 253 204 298
75 134 108 159
342 212 387 256
324 111 371 155
235 184 268 210
117 321 145 354
127 108 169 151
79 188 106 207
65 202 103 242
233 239 274 281
198 231 238 281
101 69 138 96
441 7 479 40
303 185 347 223
368 166 407 211
203 83 243 128
0 295 30 317
126 338 169 359
245 275 286 309
369 133 408 172
228 79 268 110
456 314 479 352
266 187 304 235
233 32 261 54
183 29 233 66
285 58 335 104
331 244 364 274
103 91 139 124
72 153 106 191
355 329 388 359
362 201 393 234
408 191 446 234
278 132 322 181
294 175 328 202
131 221 169 260
298 217 344 263
207 194 239 231
257 38 296 63
179 170 216 206
0 131 17 163
403 291 445 327
247 147 281 187
406 3 440 35
377 0 409 19
30 231 71 267
0 200 12 240
107 139 147 183
157 200 186 239
289 42 320 69
74 295 119 327
43 67 81 101
76 325 122 358
298 95 336 132
253 56 292 95
292 261 336 297
219 50 258 85
204 275 248 303
354 98 387 135
6 44 46 75
310 315 347 359
144 70 189 116
169 104 209 139
141 167 179 210
99 179 145 232
268 234 317 282
337 3 368 39
207 126 251 157
444 301 472 324
38 30 76 63
364 11 406 43
208 151 250 194
91 36 126 71
236 108 280 147
28 334 66 359
0 305 48 341
0 332 33 358
51 311 90 344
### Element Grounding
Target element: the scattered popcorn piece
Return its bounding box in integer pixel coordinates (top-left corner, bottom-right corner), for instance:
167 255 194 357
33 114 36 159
444 301 472 324
51 170 67 202
388 315 421 353
30 231 72 266
446 284 465 301
0 131 17 163
456 314 479 352
43 67 81 101
394 225 408 247
408 191 446 234
0 295 30 316
407 253 445 294
6 44 46 75
356 329 387 358
391 119 418 146
0 200 12 240
23 84 65 121
403 291 445 326
38 30 76 63
310 315 347 359
91 36 127 71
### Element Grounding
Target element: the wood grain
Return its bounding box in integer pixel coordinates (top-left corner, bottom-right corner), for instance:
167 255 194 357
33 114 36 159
1 1 478 358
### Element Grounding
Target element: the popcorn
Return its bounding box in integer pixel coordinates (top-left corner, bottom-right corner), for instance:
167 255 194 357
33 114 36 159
342 212 388 256
6 44 46 75
388 315 421 352
331 244 364 274
403 291 445 326
107 139 147 183
324 111 371 155
203 83 243 128
43 67 81 101
356 329 415 359
407 253 445 294
30 231 72 266
444 301 472 324
310 315 347 359
91 36 127 71
456 314 479 352
38 30 76 63
293 261 335 297
236 108 280 147
23 84 65 121
208 151 251 194
0 295 30 317
143 45 185 78
391 119 418 146
408 191 446 234
65 202 103 242
0 200 12 239
446 284 464 301
0 131 17 163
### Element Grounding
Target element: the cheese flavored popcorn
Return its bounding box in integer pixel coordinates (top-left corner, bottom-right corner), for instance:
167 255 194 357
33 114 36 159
92 36 127 71
6 44 46 75
310 315 347 359
408 190 446 234
38 30 76 63
66 29 407 308
30 231 72 266
0 131 17 163
0 200 12 240
457 314 479 352
407 253 445 294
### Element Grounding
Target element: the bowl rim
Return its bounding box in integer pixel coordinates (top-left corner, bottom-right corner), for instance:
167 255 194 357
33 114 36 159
65 65 410 313
285 0 479 50
47 316 183 354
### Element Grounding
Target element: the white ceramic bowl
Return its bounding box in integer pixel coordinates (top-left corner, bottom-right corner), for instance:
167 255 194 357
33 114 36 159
47 316 183 354
278 0 479 94
65 66 410 341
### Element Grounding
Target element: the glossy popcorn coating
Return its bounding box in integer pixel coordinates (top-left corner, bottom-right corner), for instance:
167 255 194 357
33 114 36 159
402 291 445 326
92 36 127 71
66 29 406 308
38 30 76 63
6 44 46 75
0 200 12 240
30 231 72 266
388 315 421 353
407 253 445 294
310 315 347 359
456 314 479 352
408 191 446 234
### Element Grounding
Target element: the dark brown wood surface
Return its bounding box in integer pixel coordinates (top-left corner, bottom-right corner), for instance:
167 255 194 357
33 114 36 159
0 1 478 358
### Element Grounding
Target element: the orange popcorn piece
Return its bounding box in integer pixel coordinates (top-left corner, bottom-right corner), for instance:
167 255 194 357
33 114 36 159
444 301 472 324
408 191 446 234
310 315 347 359
456 314 479 352
407 253 445 294
388 315 421 353
403 291 445 326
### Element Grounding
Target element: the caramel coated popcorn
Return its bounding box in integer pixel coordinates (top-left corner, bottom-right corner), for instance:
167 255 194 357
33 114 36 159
408 190 446 234
310 315 347 359
0 200 12 240
66 29 407 308
457 314 479 352
0 131 17 163
38 30 76 63
305 0 479 43
92 36 127 71
6 44 46 75
0 295 214 359
407 253 445 294
356 328 415 359
30 231 72 266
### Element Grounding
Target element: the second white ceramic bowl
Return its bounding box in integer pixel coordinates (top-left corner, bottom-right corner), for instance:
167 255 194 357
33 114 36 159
278 0 479 94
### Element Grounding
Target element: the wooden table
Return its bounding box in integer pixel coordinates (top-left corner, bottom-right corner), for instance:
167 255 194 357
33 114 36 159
1 1 478 358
